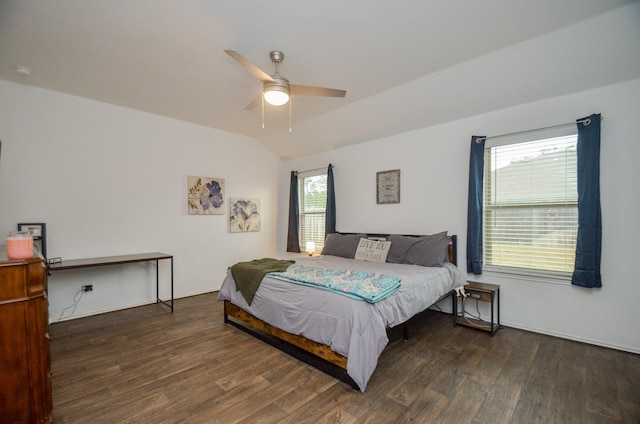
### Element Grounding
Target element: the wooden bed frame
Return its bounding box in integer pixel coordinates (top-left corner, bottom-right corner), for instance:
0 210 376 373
223 234 458 390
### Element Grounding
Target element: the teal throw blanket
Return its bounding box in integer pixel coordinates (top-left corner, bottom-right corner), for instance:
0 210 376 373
269 264 401 303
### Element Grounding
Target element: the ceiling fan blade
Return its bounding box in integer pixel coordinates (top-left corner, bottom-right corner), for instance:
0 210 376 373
290 84 346 98
244 94 262 111
225 50 274 82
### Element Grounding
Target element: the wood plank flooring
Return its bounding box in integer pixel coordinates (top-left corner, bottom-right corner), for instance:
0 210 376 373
49 293 640 423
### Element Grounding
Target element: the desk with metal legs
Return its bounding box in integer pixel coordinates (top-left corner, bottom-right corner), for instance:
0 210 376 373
48 252 174 312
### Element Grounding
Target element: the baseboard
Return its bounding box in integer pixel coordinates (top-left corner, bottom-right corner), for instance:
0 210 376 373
501 320 640 355
433 296 639 355
49 290 217 324
50 291 639 355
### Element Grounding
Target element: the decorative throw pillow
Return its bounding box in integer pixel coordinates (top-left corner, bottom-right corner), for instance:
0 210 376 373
354 238 392 263
402 236 451 267
321 233 367 258
386 231 448 263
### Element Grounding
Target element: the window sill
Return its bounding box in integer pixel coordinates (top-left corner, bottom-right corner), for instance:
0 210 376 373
481 269 571 286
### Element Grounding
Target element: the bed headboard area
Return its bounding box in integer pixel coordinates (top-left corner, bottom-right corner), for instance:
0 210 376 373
324 232 457 266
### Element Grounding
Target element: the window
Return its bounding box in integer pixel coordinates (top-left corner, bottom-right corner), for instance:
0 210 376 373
298 170 327 253
483 126 578 278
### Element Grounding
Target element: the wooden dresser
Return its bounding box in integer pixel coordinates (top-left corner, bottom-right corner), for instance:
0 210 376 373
0 247 53 423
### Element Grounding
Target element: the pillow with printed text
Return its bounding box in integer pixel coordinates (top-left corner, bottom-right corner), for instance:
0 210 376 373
354 238 392 263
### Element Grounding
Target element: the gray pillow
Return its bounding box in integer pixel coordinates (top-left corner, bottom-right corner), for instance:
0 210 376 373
321 233 367 258
403 236 451 267
386 231 448 264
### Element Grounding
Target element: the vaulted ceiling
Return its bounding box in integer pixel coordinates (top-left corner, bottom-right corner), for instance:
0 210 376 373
1 0 639 159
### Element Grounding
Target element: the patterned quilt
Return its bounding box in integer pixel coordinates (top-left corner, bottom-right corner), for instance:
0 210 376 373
268 263 401 303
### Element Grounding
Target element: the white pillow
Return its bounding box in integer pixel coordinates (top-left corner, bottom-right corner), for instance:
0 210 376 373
354 238 391 263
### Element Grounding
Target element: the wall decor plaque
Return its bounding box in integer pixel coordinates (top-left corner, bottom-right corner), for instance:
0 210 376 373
376 169 400 204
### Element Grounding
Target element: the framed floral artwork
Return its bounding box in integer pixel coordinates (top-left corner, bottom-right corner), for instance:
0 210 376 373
188 176 225 215
229 198 261 232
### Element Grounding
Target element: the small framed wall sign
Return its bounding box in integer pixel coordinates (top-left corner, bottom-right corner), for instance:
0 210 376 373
376 169 400 204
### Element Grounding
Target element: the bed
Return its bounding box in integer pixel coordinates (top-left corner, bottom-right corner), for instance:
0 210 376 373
217 232 466 392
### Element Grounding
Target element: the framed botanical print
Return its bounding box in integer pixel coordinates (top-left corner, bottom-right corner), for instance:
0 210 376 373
229 198 261 232
187 176 225 215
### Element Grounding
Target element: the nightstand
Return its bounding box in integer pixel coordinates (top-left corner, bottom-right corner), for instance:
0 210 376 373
455 281 501 336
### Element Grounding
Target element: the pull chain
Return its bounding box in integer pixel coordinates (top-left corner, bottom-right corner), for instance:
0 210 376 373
289 97 292 133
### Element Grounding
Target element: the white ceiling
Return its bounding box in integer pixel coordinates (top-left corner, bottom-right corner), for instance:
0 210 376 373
1 0 639 159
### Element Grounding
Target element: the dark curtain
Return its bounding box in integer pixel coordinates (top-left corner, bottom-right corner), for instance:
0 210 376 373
325 164 336 234
286 171 301 252
571 113 602 288
466 136 486 275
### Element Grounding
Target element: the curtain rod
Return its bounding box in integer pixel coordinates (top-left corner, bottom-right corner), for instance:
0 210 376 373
476 116 601 143
295 164 333 175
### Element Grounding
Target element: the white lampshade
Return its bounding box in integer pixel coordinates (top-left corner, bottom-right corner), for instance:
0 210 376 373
305 241 316 255
263 88 289 106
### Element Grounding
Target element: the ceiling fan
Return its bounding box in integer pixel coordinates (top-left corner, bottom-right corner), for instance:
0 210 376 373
224 49 347 111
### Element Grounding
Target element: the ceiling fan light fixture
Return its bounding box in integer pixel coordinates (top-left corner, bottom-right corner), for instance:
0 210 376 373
263 85 289 106
225 49 345 116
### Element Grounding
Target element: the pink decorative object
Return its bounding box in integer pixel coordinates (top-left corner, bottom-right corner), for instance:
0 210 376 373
6 232 34 260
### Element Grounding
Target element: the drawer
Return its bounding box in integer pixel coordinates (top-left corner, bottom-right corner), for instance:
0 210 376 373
465 289 493 303
0 267 27 301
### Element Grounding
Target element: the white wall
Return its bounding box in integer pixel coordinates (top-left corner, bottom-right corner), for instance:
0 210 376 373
277 78 640 354
2 59 637 355
0 80 281 321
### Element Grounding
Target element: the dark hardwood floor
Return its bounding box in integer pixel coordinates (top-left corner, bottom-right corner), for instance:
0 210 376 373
49 293 640 423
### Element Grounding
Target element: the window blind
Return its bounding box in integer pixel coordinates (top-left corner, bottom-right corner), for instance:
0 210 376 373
298 171 327 253
484 129 578 276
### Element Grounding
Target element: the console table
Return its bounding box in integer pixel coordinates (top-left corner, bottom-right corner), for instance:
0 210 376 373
48 252 174 312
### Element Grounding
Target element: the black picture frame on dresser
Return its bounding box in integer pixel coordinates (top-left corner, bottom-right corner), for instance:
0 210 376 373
17 222 47 259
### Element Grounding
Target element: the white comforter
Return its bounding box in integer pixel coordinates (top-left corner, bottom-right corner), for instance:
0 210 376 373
217 255 466 392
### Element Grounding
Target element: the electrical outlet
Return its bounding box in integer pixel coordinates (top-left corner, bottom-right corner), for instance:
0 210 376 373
82 284 93 292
